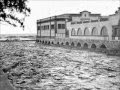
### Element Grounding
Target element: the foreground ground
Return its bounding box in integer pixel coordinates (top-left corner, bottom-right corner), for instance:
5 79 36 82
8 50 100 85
0 41 120 90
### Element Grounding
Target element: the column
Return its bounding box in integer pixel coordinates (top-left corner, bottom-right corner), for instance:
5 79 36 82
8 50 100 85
50 17 51 38
65 19 67 38
54 16 57 37
40 20 41 38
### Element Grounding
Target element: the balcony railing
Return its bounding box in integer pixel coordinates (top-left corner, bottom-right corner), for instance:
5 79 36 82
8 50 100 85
70 35 109 41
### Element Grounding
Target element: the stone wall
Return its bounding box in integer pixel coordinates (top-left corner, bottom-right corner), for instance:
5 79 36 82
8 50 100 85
36 37 120 50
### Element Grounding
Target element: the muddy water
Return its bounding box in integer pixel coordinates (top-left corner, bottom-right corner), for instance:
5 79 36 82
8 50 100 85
0 41 120 90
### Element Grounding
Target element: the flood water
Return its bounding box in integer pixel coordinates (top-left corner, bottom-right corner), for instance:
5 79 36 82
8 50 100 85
0 41 120 90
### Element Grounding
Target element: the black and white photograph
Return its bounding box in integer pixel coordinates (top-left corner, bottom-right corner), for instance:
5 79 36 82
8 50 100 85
0 0 120 90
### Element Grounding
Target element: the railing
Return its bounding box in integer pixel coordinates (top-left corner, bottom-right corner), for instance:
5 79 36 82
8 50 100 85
70 35 109 41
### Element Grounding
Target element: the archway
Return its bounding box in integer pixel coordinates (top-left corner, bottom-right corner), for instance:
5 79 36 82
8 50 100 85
83 43 88 48
77 28 82 35
48 41 50 45
71 28 76 36
71 42 75 46
66 42 69 45
45 41 47 44
51 42 54 44
42 41 44 44
57 42 59 45
100 44 106 49
100 26 108 36
91 27 98 35
61 42 64 45
77 43 81 47
36 40 38 42
84 27 90 35
91 44 97 49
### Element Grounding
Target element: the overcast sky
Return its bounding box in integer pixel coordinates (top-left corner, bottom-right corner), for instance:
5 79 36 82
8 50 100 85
0 0 120 35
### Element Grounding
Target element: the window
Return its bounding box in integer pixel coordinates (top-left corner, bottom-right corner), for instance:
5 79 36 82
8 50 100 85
47 25 49 30
51 25 54 29
42 25 49 30
40 26 43 30
44 26 46 30
58 24 61 29
62 24 65 29
37 26 40 30
112 29 117 37
58 24 65 29
42 26 44 30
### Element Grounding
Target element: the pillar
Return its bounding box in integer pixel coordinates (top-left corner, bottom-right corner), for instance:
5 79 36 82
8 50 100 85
50 17 51 38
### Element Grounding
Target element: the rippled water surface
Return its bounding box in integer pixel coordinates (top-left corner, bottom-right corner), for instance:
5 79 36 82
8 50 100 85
0 41 120 90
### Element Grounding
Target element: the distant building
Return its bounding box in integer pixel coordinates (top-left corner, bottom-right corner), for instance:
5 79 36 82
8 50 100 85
37 7 120 49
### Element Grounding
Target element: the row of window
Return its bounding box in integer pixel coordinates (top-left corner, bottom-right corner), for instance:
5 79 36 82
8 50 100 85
58 24 65 29
37 24 65 30
41 25 49 30
71 26 108 36
37 25 54 30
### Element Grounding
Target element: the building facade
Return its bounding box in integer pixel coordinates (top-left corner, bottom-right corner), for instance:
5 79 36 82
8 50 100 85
36 7 120 50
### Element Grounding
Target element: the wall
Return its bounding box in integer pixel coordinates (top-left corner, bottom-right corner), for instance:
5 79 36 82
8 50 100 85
37 37 120 50
68 20 114 41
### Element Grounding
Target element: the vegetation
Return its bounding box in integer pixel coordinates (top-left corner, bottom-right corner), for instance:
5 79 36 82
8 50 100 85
0 0 30 28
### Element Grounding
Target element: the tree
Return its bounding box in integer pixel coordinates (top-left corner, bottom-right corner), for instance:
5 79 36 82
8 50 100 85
0 0 30 28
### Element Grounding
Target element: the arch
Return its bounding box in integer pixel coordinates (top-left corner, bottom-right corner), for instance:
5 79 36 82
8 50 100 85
100 26 108 36
36 40 39 42
51 42 54 44
61 42 64 45
100 44 107 49
91 44 97 49
84 27 90 35
71 42 75 46
42 41 44 44
91 27 98 35
57 42 59 45
77 43 81 47
45 41 47 44
77 28 82 35
71 28 76 36
83 43 88 48
66 42 69 45
48 41 50 45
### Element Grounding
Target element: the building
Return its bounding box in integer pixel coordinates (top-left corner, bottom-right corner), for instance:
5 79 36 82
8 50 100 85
37 14 81 38
36 7 120 50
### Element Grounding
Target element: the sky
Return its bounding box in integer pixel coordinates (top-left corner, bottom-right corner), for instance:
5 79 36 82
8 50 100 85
0 0 120 35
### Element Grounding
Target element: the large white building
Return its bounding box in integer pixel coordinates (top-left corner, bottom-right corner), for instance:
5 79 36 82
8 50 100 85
37 7 120 49
67 8 120 41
